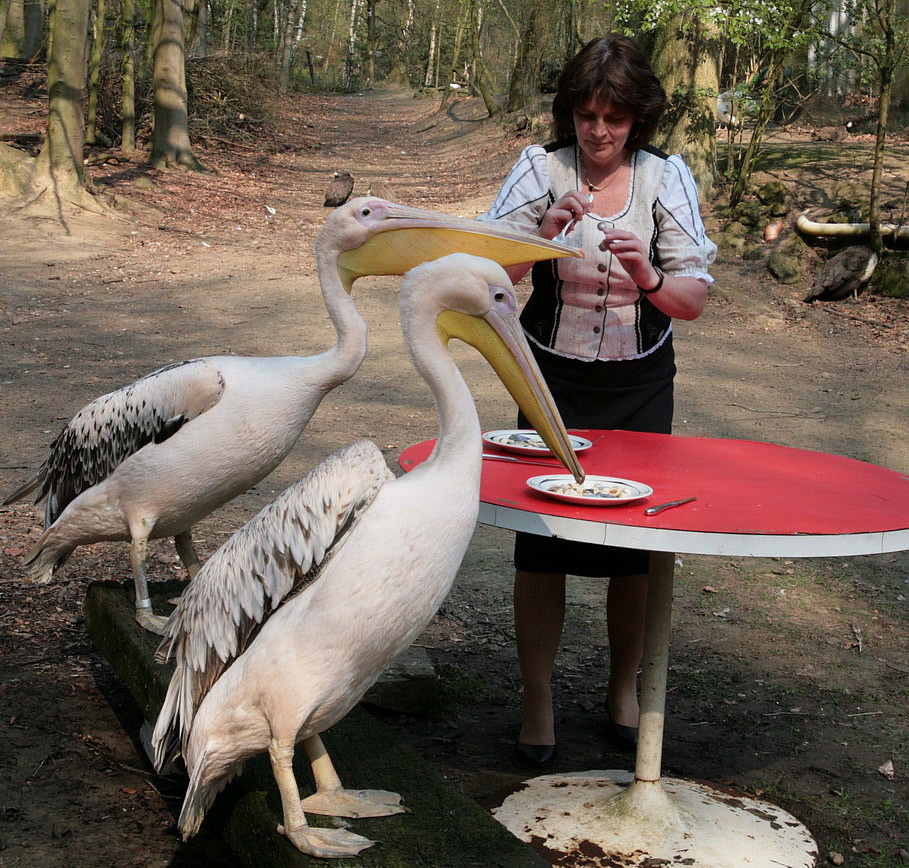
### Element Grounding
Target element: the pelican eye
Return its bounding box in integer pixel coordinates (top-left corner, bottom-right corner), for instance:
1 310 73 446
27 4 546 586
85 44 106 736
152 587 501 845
360 207 371 217
493 291 506 302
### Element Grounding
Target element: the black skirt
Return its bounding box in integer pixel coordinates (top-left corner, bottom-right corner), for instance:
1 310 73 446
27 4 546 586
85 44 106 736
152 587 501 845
514 337 676 578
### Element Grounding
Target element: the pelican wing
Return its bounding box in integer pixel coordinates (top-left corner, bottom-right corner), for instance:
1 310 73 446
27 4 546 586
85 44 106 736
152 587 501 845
152 439 392 766
3 359 225 525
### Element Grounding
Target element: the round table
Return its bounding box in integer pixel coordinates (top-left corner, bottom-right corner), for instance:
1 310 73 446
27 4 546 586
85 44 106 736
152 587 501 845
400 430 909 867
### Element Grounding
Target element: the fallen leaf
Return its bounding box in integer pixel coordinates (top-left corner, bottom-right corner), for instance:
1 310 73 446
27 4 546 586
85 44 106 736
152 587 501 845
878 760 895 780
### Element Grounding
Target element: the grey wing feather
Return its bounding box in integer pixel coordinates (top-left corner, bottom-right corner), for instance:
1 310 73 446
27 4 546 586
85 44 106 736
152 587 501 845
3 359 225 526
152 439 393 767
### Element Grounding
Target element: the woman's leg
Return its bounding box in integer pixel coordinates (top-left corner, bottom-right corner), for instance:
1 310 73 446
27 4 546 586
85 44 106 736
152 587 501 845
514 569 566 745
606 571 649 728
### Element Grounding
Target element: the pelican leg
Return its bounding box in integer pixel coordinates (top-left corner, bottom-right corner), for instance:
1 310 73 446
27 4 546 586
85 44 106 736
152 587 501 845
130 536 169 635
268 738 376 858
299 734 406 819
174 530 202 579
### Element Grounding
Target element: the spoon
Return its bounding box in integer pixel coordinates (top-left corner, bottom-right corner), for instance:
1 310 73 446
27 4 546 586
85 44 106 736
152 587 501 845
553 193 594 244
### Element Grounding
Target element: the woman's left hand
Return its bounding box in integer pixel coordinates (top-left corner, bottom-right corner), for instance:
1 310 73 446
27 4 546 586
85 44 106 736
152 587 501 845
601 228 708 320
600 229 660 290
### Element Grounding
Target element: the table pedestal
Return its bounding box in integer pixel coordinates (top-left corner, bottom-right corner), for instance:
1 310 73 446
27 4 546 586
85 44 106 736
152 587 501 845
492 553 819 867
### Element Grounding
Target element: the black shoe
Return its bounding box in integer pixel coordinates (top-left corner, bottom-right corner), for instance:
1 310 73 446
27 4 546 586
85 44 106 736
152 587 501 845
514 741 557 767
605 710 638 750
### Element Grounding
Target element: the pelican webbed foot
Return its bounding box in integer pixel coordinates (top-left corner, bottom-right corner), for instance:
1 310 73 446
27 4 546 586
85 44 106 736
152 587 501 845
300 787 407 819
135 606 169 635
277 821 376 858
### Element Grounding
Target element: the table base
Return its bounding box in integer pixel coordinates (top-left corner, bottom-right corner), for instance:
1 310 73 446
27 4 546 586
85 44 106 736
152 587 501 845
493 770 818 867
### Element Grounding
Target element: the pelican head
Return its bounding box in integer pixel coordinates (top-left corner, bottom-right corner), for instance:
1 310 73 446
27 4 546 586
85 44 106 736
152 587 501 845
326 197 582 290
403 252 584 482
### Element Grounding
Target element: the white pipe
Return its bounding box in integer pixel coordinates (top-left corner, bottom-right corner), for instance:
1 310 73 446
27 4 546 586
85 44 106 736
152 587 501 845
796 212 909 240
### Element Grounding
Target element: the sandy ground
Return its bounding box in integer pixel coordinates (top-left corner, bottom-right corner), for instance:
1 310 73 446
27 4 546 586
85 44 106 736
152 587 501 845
1 84 908 867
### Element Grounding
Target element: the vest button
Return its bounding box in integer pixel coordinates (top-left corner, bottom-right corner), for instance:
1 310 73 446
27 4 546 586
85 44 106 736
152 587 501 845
593 325 601 334
597 221 609 231
596 288 605 296
597 263 607 272
599 241 608 251
595 305 603 312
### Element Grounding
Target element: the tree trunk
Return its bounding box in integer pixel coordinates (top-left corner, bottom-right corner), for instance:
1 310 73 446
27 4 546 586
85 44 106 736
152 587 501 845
504 0 543 116
729 52 785 206
188 0 207 56
85 0 106 145
1 0 45 59
423 0 439 87
364 0 375 86
30 0 101 211
468 0 499 116
439 5 466 110
344 0 361 89
150 0 203 169
385 0 412 86
119 0 135 151
650 17 718 199
868 72 891 254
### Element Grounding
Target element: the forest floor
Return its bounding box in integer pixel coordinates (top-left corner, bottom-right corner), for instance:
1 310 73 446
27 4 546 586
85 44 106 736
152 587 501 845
1 72 908 868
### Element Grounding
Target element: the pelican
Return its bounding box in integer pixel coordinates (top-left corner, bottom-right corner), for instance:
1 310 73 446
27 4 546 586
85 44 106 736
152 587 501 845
3 198 578 633
151 253 584 858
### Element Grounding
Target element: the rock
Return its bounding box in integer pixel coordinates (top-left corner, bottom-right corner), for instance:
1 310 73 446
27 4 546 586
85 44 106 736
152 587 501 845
733 199 763 227
364 644 441 713
757 181 790 217
768 249 803 283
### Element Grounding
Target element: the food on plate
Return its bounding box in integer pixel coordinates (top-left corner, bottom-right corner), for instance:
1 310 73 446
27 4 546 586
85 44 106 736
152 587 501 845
547 480 633 499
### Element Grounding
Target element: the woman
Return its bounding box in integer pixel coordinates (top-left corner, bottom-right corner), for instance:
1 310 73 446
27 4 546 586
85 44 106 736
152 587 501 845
479 35 716 765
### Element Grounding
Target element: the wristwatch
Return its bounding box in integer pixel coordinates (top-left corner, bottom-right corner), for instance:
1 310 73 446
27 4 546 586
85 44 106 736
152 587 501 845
637 268 664 294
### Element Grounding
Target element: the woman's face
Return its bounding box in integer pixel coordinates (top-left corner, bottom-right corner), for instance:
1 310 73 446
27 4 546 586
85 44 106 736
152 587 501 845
572 99 634 168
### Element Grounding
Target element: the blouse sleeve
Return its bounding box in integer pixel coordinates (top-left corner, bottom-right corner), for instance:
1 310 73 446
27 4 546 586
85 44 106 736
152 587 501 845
477 144 551 234
656 154 717 284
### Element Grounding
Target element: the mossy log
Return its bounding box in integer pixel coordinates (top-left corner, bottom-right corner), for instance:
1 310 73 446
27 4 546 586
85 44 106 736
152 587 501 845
84 581 546 868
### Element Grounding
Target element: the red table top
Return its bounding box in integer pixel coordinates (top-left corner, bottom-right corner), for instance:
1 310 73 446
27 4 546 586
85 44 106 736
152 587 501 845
399 430 909 557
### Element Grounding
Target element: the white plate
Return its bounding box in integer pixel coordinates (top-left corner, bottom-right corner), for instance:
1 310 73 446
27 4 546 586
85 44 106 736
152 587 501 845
483 429 592 456
527 474 653 506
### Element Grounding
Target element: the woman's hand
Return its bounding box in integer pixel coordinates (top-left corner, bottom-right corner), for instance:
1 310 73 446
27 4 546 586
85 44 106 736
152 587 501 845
601 228 708 320
600 229 656 289
539 192 592 240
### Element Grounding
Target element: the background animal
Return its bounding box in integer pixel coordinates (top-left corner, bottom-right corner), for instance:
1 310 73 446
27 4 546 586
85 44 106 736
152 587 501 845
805 244 879 301
323 171 354 207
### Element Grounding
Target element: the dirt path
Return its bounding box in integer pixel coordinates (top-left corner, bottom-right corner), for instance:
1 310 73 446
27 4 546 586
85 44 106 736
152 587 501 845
1 87 907 867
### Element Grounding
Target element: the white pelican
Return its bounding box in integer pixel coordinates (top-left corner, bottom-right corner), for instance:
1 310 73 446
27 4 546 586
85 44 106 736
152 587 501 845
151 252 584 859
4 198 576 633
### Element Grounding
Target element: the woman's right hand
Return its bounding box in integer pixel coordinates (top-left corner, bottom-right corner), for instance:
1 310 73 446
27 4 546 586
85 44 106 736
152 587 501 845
539 191 592 240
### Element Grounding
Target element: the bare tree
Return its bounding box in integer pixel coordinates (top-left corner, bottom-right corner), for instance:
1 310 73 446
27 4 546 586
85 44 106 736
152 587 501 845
36 0 95 201
150 0 204 169
119 0 136 151
649 17 720 198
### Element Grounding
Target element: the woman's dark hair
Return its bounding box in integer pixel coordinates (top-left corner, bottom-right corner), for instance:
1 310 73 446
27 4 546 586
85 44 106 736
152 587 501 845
552 35 667 151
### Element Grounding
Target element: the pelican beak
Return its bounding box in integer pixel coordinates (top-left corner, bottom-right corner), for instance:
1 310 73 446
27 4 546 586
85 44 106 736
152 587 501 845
338 202 582 287
436 305 585 483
